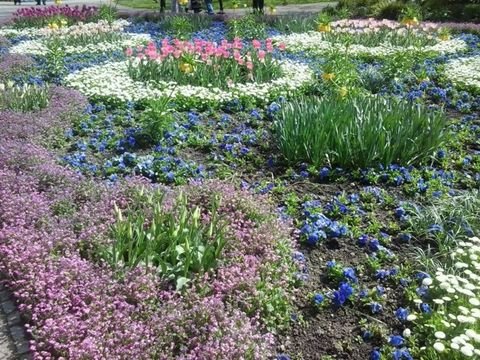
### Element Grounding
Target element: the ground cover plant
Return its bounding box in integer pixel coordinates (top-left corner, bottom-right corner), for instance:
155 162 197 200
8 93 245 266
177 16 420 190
1 6 480 360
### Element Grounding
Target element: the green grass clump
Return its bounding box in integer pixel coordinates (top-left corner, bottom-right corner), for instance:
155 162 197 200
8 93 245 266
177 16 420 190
0 83 49 112
101 190 227 290
274 95 446 169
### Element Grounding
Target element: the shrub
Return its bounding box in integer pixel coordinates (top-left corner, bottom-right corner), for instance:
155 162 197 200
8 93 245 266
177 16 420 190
274 95 447 169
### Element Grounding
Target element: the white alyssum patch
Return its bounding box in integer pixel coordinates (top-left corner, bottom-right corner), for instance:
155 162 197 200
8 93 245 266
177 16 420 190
272 32 467 57
410 236 480 358
9 33 151 55
64 60 314 104
444 56 480 92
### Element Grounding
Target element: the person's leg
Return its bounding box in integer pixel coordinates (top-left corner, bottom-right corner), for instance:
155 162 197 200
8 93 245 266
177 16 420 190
218 0 224 13
205 0 214 14
258 0 264 13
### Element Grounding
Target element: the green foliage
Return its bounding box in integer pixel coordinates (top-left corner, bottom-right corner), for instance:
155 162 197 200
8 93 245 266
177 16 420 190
95 4 118 23
359 65 386 94
274 95 447 169
269 14 317 34
101 189 227 290
407 191 480 256
137 98 175 145
127 45 282 90
373 0 405 19
43 38 66 80
158 15 212 40
227 14 267 41
0 83 49 112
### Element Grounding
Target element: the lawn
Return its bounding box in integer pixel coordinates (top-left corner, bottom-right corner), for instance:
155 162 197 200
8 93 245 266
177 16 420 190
1 4 480 360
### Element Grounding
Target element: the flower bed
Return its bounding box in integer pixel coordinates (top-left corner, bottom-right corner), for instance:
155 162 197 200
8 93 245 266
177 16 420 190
1 12 480 360
272 31 467 57
444 56 480 93
65 58 313 106
8 20 151 56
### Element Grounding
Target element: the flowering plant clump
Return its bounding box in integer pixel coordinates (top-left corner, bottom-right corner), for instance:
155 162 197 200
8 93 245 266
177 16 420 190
444 56 480 94
0 82 49 112
385 236 480 359
0 53 34 82
272 31 467 57
9 20 150 56
0 82 299 357
127 38 283 90
12 5 98 29
65 56 313 106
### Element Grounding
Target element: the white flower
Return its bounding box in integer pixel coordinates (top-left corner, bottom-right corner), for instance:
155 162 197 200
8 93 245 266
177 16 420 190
444 56 480 92
407 314 417 321
433 342 445 352
451 342 460 350
461 345 474 357
469 298 480 306
435 331 446 339
403 328 411 337
65 60 314 105
423 277 433 286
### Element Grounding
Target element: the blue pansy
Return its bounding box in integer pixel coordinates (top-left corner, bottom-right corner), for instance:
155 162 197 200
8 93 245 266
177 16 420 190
313 294 324 305
389 335 404 347
370 302 383 314
395 307 409 321
370 349 381 360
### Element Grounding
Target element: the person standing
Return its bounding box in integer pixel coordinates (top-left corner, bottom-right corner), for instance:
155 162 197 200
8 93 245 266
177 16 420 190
36 0 47 5
14 0 21 5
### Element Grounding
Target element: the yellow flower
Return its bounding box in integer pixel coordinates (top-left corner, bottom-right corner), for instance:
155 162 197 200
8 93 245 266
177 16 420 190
48 22 59 30
60 19 68 26
54 0 63 5
317 24 331 33
179 62 193 74
321 72 335 81
401 17 419 26
339 86 348 98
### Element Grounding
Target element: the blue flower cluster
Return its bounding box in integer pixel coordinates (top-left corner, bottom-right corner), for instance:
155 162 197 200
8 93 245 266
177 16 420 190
300 200 348 245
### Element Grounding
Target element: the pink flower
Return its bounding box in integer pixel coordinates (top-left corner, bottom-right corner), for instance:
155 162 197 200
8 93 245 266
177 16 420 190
125 47 133 57
278 42 286 51
246 61 253 71
252 39 261 49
